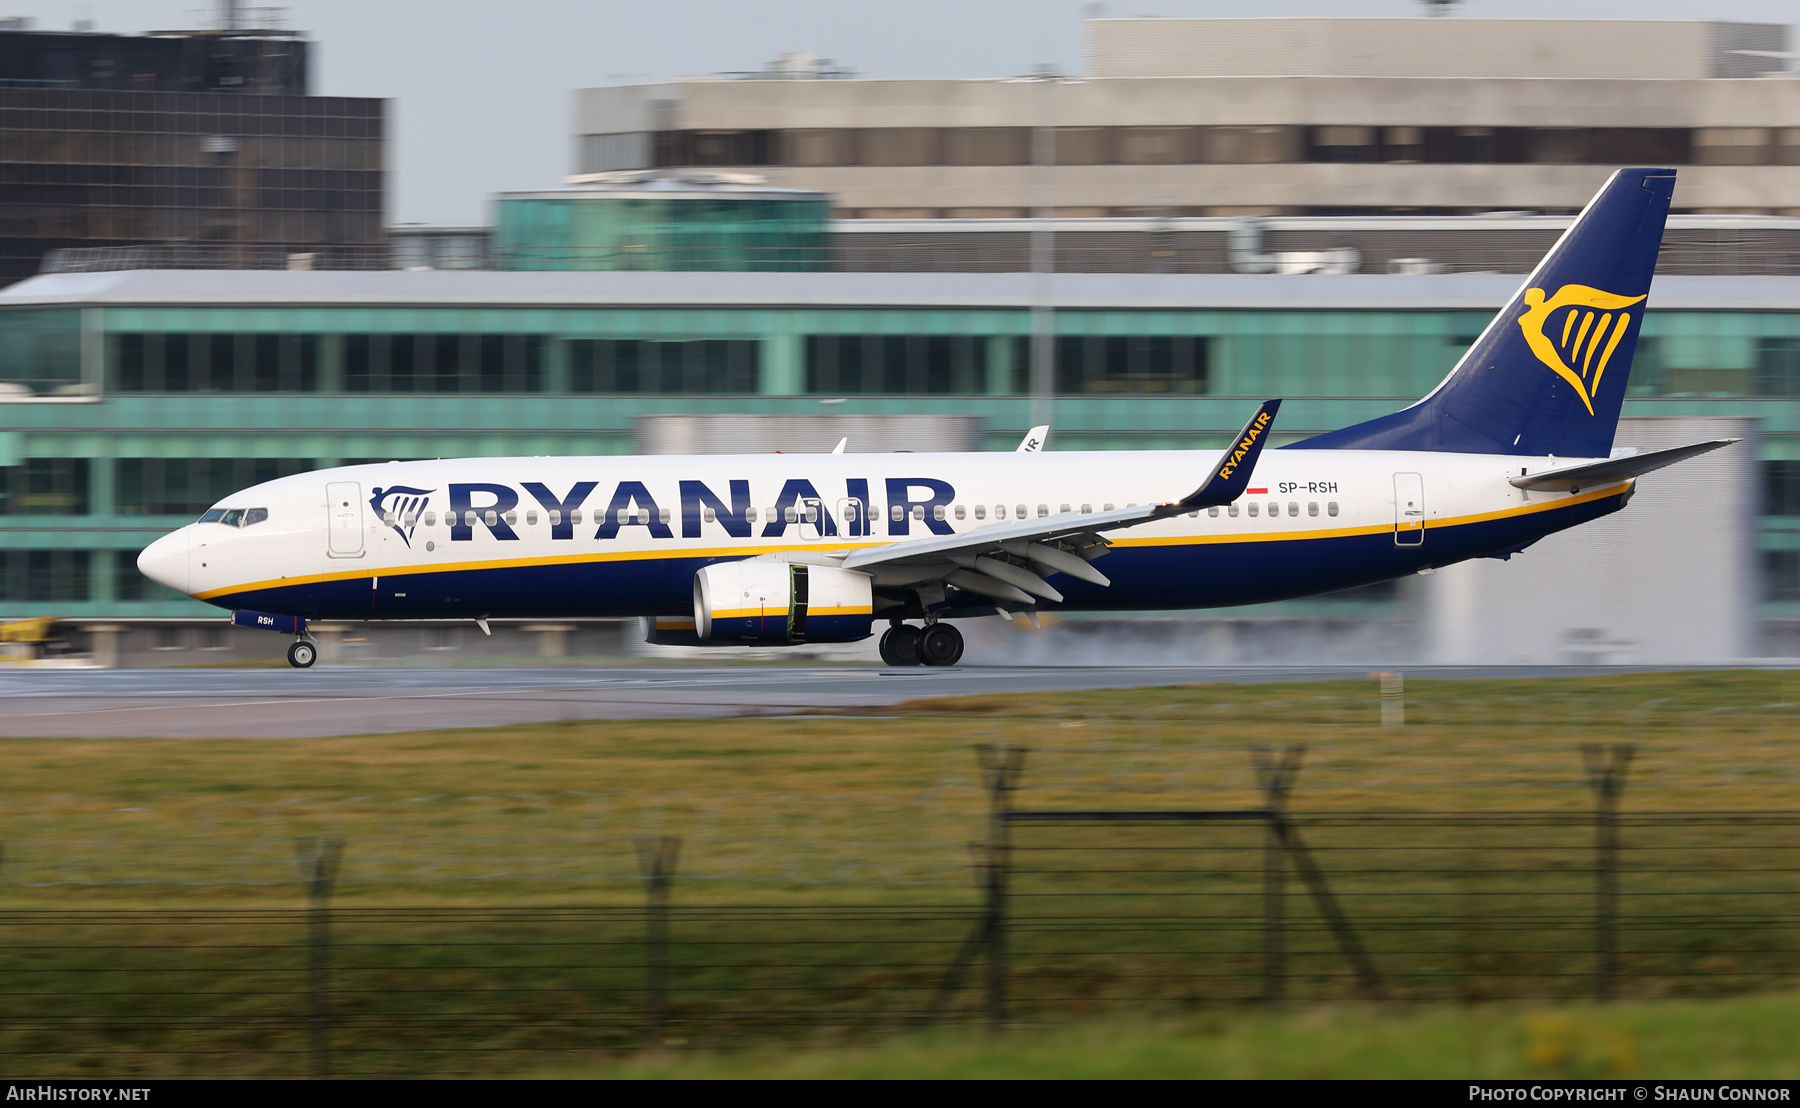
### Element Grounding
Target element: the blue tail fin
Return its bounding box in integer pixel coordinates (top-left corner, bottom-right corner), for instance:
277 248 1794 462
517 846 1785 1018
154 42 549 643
1291 168 1675 458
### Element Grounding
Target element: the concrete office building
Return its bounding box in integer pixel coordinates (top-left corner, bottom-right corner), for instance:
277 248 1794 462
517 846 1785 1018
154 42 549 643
573 17 1800 218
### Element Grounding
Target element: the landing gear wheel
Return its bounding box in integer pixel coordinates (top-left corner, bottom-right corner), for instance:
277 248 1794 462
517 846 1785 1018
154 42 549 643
878 624 922 667
286 640 317 669
918 623 965 667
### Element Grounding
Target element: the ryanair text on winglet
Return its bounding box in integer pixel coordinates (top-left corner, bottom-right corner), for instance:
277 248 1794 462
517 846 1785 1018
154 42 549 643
1216 411 1273 481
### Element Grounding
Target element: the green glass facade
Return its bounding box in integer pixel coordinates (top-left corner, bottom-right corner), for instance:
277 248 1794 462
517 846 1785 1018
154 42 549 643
491 191 830 272
2 281 1796 622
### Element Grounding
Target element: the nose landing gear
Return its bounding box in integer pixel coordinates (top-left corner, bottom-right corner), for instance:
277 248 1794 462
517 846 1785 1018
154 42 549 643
286 639 318 669
877 621 964 667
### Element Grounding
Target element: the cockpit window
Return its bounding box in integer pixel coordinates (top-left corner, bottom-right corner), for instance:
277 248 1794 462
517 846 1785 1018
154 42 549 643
201 507 269 527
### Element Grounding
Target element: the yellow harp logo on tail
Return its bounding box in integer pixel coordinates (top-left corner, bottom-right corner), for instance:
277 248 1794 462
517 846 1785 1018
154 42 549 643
1517 284 1647 415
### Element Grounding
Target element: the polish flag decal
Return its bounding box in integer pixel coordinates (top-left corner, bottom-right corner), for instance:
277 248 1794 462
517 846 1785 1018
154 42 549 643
1247 488 1268 494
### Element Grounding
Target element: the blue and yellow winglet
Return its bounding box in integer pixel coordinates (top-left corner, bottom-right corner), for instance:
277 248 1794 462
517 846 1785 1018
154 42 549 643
1178 399 1281 511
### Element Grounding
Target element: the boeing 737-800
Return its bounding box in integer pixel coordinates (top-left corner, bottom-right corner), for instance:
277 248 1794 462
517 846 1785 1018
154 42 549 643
137 168 1731 668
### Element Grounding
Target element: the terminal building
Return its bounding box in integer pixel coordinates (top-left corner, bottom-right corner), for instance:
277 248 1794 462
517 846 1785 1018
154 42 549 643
1 15 1796 665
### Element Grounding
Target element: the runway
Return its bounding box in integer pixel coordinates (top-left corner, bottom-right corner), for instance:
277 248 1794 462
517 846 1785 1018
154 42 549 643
0 663 1783 739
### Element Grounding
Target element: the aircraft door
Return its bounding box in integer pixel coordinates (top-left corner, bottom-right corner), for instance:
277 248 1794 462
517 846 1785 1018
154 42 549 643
836 496 868 538
326 481 365 556
1393 472 1424 547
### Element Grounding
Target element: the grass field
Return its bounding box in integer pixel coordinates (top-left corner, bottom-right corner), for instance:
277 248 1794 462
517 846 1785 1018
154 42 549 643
543 992 1800 1079
0 669 1791 1076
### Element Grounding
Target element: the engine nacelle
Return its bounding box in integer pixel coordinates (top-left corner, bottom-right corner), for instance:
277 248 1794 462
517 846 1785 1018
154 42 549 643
693 561 874 644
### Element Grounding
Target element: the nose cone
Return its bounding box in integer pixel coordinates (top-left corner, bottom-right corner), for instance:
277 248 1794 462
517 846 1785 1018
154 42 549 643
137 529 191 595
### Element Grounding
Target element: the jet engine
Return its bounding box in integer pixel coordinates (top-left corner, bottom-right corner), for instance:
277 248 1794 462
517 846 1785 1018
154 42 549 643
693 561 874 644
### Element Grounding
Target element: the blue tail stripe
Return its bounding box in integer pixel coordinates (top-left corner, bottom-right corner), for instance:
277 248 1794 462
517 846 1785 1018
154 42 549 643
1289 168 1675 458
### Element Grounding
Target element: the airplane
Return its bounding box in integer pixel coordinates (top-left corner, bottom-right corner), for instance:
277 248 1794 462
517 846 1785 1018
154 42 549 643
137 167 1732 669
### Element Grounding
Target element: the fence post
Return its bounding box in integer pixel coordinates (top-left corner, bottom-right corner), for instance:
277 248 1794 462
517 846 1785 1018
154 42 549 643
975 744 1026 1031
1581 744 1633 1001
1252 746 1305 1005
294 837 343 1080
634 834 681 1042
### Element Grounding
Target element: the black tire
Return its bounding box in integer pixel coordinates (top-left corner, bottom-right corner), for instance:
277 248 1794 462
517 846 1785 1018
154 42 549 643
918 623 964 667
878 625 922 667
287 640 317 669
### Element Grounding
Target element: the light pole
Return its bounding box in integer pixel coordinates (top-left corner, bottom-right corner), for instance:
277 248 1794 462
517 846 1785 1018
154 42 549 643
1015 66 1083 433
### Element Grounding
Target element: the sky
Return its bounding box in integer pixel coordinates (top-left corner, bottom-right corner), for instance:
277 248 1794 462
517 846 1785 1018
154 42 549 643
34 0 1800 225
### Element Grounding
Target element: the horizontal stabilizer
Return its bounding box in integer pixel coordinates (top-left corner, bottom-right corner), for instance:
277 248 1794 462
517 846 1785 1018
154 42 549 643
1510 439 1737 493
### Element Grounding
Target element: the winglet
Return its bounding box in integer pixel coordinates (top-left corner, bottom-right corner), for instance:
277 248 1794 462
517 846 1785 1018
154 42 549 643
1179 400 1281 509
831 437 847 455
1016 426 1049 453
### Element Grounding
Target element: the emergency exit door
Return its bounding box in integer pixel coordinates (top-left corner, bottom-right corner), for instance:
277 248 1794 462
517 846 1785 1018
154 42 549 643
327 481 365 556
1393 472 1424 547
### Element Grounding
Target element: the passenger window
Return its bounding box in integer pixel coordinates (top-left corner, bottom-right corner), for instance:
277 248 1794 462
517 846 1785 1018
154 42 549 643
703 507 716 523
1327 502 1339 517
844 503 858 522
912 505 925 521
616 508 630 525
503 511 517 526
785 506 798 523
890 505 903 522
1247 503 1259 518
1267 501 1278 517
199 509 226 523
974 505 985 520
746 507 758 522
1288 502 1299 517
804 505 818 523
933 504 946 522
382 511 397 526
1228 504 1239 517
1102 503 1113 511
569 510 582 525
1080 504 1091 514
245 507 268 526
995 504 1006 519
1017 504 1028 519
955 505 966 520
1208 507 1219 518
1187 510 1198 518
1060 503 1071 514
424 511 436 526
1307 502 1318 517
525 510 537 525
660 507 672 525
1037 505 1048 518
548 509 561 526
485 510 499 527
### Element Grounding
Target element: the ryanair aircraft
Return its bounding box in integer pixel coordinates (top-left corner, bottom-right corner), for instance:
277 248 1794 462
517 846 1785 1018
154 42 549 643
138 168 1731 668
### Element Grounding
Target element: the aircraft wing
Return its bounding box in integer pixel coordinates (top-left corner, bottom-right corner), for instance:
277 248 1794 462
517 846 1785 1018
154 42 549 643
837 401 1280 606
1509 439 1737 493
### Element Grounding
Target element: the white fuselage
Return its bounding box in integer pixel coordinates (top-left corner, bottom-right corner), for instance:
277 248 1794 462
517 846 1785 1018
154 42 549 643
138 447 1628 623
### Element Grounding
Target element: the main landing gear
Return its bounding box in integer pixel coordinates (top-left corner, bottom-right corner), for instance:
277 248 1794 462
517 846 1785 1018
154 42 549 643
879 621 964 668
286 639 318 669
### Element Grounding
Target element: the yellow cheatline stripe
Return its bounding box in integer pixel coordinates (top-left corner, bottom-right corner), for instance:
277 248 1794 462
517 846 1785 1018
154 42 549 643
192 538 893 601
710 606 872 620
197 482 1631 602
1110 481 1630 550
